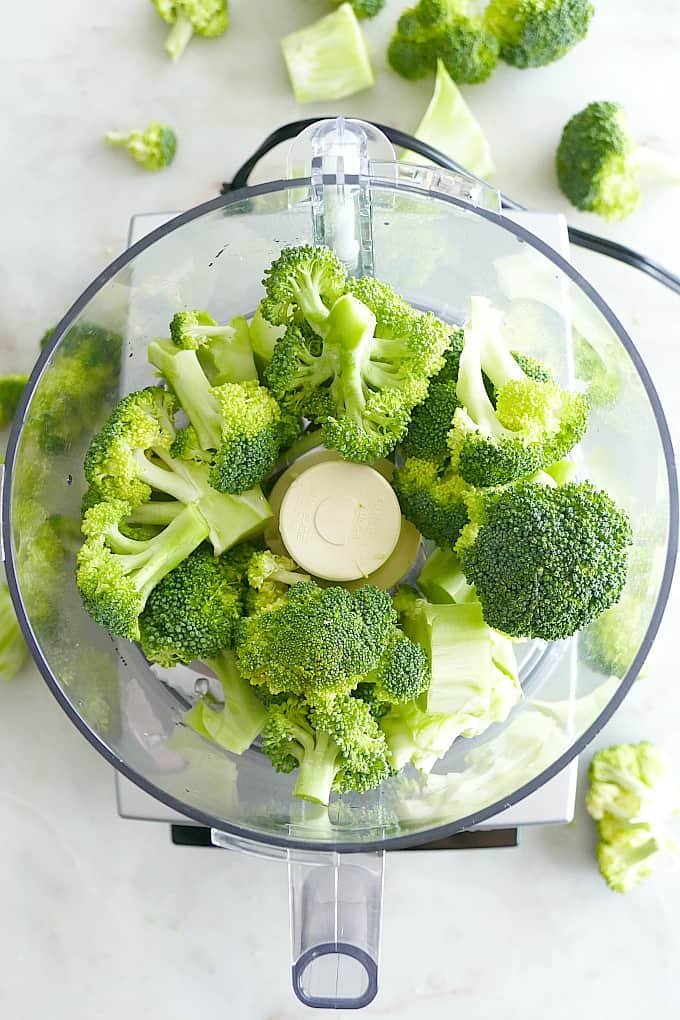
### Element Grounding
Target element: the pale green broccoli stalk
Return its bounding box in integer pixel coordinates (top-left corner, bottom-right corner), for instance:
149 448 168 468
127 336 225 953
150 0 229 61
417 547 475 604
388 0 499 85
105 122 177 171
556 101 680 221
248 306 286 374
184 651 267 755
360 628 431 707
0 583 29 681
403 60 495 177
280 4 375 104
587 743 679 893
170 311 257 384
485 0 594 69
0 375 28 427
330 0 385 17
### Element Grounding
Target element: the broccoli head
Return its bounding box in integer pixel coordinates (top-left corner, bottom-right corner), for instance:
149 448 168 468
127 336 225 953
105 122 177 171
170 310 257 384
261 245 347 332
0 374 28 428
485 0 594 69
362 628 431 704
151 0 229 61
388 0 499 85
392 458 469 549
458 479 633 640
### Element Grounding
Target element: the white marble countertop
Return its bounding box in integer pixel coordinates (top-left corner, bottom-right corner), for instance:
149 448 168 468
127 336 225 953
2 1 680 1017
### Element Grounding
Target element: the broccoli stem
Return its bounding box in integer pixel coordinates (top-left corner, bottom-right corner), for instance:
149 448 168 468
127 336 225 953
200 651 268 754
293 730 340 805
165 12 194 61
456 304 507 437
135 449 203 504
115 504 210 603
148 340 222 450
104 131 130 147
126 501 184 526
325 294 377 420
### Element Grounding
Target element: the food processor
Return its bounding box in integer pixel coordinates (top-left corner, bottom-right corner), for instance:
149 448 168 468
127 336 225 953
2 118 677 1009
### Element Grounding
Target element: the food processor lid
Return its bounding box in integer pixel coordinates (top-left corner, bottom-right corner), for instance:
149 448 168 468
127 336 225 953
1 117 677 854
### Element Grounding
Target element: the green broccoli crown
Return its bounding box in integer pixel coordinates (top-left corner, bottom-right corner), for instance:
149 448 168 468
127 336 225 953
596 830 659 894
388 0 499 84
365 628 431 703
235 581 396 701
151 0 229 60
169 311 257 385
311 694 392 795
459 480 633 640
77 498 210 640
40 327 55 349
139 543 245 667
261 245 347 330
556 101 640 221
352 682 392 720
0 583 29 681
485 0 593 68
401 330 464 464
0 374 28 428
105 122 177 171
393 458 470 549
169 424 210 463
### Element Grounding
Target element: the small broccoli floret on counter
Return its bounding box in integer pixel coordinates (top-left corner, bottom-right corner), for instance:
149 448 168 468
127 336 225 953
184 650 267 755
556 101 680 221
150 0 229 62
388 0 499 85
485 0 594 69
457 479 633 640
170 311 257 384
280 4 375 104
235 581 396 701
105 122 177 171
448 297 588 487
392 458 469 549
247 550 310 591
0 374 28 427
587 743 679 893
0 583 29 681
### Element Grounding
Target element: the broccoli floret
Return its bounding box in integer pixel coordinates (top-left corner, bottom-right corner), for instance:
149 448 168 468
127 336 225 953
448 297 588 487
150 0 229 61
105 122 177 171
0 375 28 428
247 550 310 590
417 547 475 604
587 743 678 893
149 340 299 492
170 311 257 384
388 0 499 85
362 628 431 704
485 0 593 69
401 330 464 464
260 245 348 332
262 693 391 804
556 101 680 221
235 581 396 702
0 583 29 681
266 274 451 462
280 4 375 104
139 544 245 666
392 458 469 549
76 498 211 640
458 479 633 640
183 650 267 755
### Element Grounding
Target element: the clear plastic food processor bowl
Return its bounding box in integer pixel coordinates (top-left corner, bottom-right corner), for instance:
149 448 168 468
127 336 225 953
2 120 676 1009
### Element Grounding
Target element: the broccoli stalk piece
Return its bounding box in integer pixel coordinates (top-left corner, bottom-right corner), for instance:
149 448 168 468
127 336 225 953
556 101 680 221
170 311 257 384
0 583 29 681
388 0 499 85
260 245 348 334
586 743 679 893
280 4 375 104
150 0 229 62
403 60 495 178
417 547 475 604
183 651 267 755
485 0 594 69
392 458 470 549
457 479 633 640
448 296 589 487
105 122 177 171
0 375 28 427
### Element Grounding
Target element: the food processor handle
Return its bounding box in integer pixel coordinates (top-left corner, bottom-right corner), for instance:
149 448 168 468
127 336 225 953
287 848 385 1010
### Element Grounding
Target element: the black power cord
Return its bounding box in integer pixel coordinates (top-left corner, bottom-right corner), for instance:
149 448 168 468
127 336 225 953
224 118 680 298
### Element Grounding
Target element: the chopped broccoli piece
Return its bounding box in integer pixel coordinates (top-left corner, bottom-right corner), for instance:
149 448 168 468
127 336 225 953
361 628 431 704
0 374 28 427
330 0 385 17
280 4 375 104
404 59 495 177
235 581 396 702
587 743 679 893
401 330 464 464
260 245 348 333
556 101 680 221
170 311 257 384
458 479 633 640
150 0 229 61
485 0 593 69
417 547 475 604
448 297 588 487
0 583 29 681
105 122 177 171
183 650 267 755
388 0 499 85
392 458 469 549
